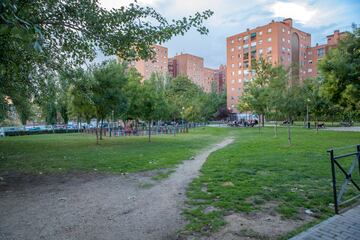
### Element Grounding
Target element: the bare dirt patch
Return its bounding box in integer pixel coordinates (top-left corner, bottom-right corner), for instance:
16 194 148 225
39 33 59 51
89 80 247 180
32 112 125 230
200 202 315 240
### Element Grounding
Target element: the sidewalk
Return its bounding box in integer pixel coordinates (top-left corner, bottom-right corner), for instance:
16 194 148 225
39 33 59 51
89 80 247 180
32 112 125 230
290 205 360 240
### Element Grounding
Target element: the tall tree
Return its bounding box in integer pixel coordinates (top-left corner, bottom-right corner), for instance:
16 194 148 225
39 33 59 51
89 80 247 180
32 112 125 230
91 61 128 142
1 0 213 121
319 25 360 120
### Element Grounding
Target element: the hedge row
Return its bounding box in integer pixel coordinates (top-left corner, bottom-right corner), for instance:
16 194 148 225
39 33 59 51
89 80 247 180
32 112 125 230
4 129 80 137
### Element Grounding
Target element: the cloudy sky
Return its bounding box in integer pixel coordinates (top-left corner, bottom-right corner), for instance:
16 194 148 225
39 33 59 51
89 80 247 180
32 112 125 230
99 0 360 69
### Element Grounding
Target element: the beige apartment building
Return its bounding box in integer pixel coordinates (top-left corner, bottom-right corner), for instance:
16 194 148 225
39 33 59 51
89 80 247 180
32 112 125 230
226 18 311 113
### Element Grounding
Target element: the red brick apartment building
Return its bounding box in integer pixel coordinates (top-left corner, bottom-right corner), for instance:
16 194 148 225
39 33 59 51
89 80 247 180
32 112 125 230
131 45 169 81
168 53 226 93
304 30 347 78
132 49 225 94
226 18 312 114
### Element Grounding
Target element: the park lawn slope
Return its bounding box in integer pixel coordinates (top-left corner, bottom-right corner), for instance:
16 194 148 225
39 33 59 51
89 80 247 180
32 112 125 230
0 127 231 174
184 127 360 238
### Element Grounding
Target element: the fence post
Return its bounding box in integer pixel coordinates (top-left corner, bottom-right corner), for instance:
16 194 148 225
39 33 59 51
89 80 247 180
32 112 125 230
328 149 339 214
357 145 360 175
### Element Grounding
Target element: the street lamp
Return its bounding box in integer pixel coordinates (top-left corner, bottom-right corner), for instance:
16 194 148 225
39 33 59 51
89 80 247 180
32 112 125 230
306 98 310 129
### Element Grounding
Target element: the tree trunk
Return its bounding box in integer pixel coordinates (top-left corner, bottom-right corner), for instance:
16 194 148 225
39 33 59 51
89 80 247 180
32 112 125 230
274 119 278 138
258 115 261 134
148 120 151 142
262 114 265 127
96 120 99 144
287 117 291 145
173 117 176 137
316 116 319 133
100 119 103 140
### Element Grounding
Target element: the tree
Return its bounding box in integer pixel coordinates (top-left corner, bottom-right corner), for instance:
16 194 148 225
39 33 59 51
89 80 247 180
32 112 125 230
141 73 170 142
238 58 273 127
91 61 128 142
68 69 96 126
268 66 288 137
302 78 330 132
1 1 213 121
319 25 360 120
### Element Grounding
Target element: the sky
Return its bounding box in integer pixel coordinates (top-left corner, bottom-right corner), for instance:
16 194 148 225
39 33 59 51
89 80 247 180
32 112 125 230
98 0 360 69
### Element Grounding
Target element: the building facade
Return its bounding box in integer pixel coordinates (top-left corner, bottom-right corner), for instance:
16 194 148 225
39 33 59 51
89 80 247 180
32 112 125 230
226 18 311 113
169 53 224 93
132 45 169 80
304 30 347 78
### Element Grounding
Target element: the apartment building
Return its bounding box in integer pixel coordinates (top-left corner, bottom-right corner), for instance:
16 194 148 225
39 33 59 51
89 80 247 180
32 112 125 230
304 30 347 78
169 53 224 93
226 18 311 113
131 45 169 80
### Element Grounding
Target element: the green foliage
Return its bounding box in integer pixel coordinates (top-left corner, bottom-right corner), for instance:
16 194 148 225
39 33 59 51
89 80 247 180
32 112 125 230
319 26 360 113
91 61 128 122
0 0 213 123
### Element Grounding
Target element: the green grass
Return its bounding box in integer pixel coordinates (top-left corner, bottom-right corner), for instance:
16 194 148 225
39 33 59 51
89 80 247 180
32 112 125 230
184 127 360 237
0 127 231 174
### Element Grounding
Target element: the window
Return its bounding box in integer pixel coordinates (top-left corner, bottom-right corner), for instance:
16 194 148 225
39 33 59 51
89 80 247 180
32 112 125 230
267 56 272 62
250 32 256 40
238 79 242 83
308 60 313 64
231 87 235 91
267 47 272 54
244 52 249 60
288 30 290 34
238 37 242 42
258 40 263 45
259 49 263 56
282 28 285 33
238 62 242 67
244 36 249 40
231 47 234 52
251 42 256 47
317 48 325 58
238 46 242 50
231 63 234 68
308 69 313 73
231 79 235 83
244 69 249 75
268 28 272 33
231 39 234 44
259 31 263 36
282 37 285 42
267 37 272 42
308 51 312 55
238 70 242 75
287 39 290 44
231 71 235 76
243 44 249 49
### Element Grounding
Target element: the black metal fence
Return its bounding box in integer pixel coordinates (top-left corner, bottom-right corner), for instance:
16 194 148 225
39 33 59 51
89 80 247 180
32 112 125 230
83 123 207 137
328 145 360 214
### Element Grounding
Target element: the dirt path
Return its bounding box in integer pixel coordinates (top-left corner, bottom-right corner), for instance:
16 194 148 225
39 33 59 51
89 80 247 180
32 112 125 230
0 138 233 240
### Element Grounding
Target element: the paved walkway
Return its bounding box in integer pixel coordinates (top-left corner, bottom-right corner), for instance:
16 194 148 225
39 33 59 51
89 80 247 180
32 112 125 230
291 205 360 240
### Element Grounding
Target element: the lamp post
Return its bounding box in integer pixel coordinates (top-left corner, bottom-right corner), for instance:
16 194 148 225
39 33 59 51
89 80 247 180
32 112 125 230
306 98 310 129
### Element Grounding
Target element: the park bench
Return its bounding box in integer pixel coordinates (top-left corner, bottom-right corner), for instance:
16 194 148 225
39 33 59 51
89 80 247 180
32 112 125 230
317 123 325 128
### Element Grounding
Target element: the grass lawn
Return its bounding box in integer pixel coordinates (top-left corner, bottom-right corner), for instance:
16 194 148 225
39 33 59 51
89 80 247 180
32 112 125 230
184 126 360 238
0 127 231 174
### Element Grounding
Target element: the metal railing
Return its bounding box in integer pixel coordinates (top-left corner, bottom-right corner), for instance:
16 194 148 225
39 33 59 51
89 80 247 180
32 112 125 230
328 145 360 214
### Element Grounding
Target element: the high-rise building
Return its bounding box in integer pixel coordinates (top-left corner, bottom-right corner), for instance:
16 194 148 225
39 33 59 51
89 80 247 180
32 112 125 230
304 30 347 78
226 18 311 114
131 45 168 80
